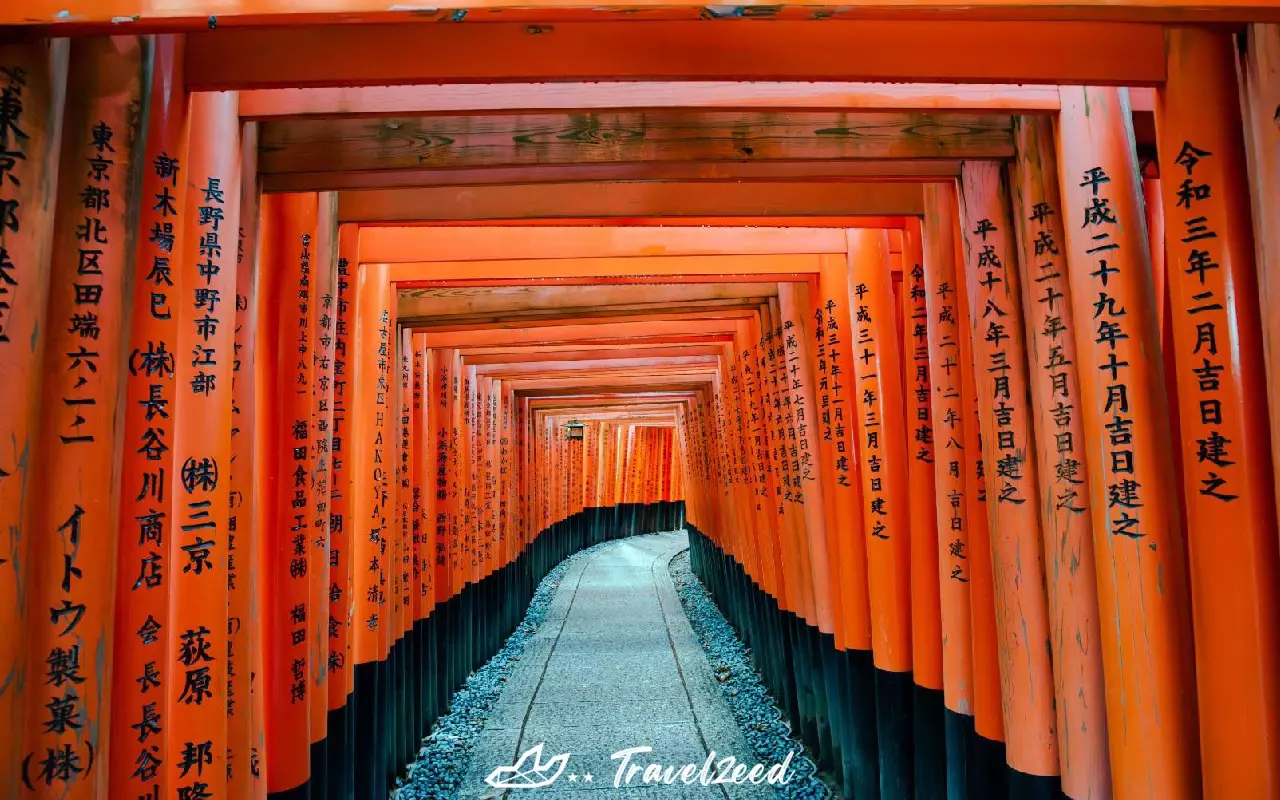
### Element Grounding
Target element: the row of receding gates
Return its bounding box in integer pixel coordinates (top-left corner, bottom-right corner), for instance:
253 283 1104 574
3 20 1280 800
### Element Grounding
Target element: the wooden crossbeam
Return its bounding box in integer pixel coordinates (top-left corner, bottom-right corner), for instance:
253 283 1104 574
241 83 1156 120
387 253 822 282
339 181 925 222
372 226 846 262
184 21 1167 89
261 159 964 192
7 3 1274 33
257 110 1011 179
376 216 909 228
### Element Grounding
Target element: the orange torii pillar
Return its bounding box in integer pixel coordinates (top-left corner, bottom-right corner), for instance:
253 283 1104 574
256 191 320 800
901 220 946 800
1009 116 1111 799
763 297 819 732
950 182 1008 797
21 36 145 800
231 116 266 800
813 252 878 800
0 41 66 794
921 183 977 797
307 192 338 800
110 35 186 800
1157 29 1280 797
778 279 839 768
411 331 439 739
1057 86 1201 799
1238 24 1280 519
350 260 393 799
327 225 358 799
846 227 914 799
957 161 1060 797
167 88 242 800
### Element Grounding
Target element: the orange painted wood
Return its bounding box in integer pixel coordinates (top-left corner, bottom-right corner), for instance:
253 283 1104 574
1056 84 1200 799
166 88 241 800
376 216 909 228
921 183 975 720
350 260 394 668
957 161 1058 777
229 116 265 800
338 182 926 223
267 159 961 194
769 296 816 622
183 21 1167 91
239 82 1074 119
7 0 1280 31
411 333 434 620
779 280 837 635
362 226 847 263
0 42 66 794
1238 24 1280 537
388 253 825 285
846 228 912 674
20 36 145 800
1157 27 1280 797
901 220 943 692
1009 115 1111 798
307 191 338 757
259 111 1010 179
328 225 357 711
812 256 871 652
949 186 1005 747
258 190 319 795
109 34 186 800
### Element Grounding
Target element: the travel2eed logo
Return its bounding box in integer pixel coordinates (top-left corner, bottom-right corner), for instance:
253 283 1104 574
485 743 795 790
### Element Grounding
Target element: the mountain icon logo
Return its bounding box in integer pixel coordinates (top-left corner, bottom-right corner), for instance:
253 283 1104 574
485 744 572 789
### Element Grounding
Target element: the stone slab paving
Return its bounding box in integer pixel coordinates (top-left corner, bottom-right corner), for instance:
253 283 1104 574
458 532 777 800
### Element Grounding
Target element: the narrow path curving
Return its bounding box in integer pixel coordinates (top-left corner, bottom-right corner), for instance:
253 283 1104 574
457 532 778 799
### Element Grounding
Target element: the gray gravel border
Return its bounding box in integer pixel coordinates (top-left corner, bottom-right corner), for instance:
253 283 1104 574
667 549 832 800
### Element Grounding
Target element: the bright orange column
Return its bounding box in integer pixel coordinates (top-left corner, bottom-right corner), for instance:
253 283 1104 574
846 227 913 797
902 221 943 699
257 191 320 797
230 117 265 800
0 43 67 794
167 88 241 800
1157 28 1280 798
308 191 337 779
21 36 145 800
1009 116 1112 799
327 226 357 797
778 280 836 638
957 160 1059 789
350 259 392 797
921 183 976 774
1057 85 1200 799
950 187 1007 774
1238 24 1280 526
110 34 186 800
814 253 872 655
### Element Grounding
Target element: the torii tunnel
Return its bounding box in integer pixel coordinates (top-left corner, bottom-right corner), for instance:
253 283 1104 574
3 6 1280 800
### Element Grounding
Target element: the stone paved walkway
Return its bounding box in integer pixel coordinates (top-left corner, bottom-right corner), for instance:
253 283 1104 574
458 532 776 800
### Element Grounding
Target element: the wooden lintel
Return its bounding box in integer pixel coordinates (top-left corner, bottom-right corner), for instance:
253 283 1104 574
257 110 1010 178
185 21 1167 90
5 4 1275 34
241 83 1156 120
338 181 925 222
260 159 964 193
371 226 846 262
386 253 823 282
